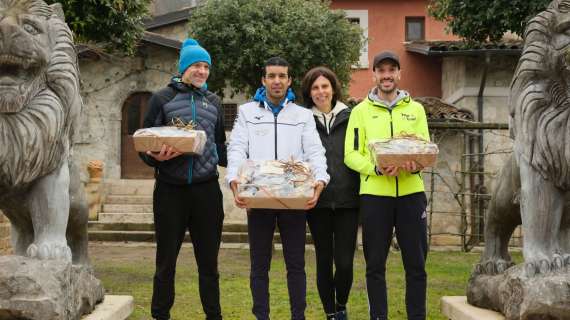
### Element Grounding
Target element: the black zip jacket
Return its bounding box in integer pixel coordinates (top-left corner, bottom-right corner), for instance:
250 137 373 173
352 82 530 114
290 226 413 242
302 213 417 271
314 108 360 209
139 79 227 185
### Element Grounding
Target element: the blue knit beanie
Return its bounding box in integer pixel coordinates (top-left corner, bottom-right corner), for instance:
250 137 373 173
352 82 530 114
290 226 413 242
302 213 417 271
178 38 211 74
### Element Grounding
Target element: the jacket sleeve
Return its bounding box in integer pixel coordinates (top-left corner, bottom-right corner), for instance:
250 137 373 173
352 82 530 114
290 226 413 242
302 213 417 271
302 112 330 184
137 89 172 167
344 107 376 176
225 105 249 185
210 93 228 167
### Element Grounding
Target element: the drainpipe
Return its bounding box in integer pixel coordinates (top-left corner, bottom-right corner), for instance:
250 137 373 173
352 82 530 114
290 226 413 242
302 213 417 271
474 54 490 245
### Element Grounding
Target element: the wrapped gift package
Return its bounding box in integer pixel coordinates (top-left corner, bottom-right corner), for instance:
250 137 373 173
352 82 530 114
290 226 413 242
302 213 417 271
237 159 315 210
368 136 439 168
133 127 206 154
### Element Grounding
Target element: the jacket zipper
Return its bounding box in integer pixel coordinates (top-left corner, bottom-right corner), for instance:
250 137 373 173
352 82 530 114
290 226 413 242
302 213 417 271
328 120 335 210
188 94 197 184
274 113 278 160
388 108 399 197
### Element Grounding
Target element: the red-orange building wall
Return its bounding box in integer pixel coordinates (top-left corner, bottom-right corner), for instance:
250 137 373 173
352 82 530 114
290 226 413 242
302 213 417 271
331 0 457 99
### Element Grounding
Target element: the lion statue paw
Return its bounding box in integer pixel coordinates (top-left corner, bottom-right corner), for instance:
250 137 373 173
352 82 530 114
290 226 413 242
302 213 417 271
523 254 566 277
474 259 515 276
26 241 72 262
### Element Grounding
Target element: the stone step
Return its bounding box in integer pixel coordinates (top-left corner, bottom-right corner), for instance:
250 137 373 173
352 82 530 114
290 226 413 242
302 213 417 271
98 212 153 224
88 230 313 244
441 296 504 320
102 204 153 214
89 221 154 232
88 221 249 233
90 230 155 242
83 295 133 320
105 195 153 205
105 179 154 196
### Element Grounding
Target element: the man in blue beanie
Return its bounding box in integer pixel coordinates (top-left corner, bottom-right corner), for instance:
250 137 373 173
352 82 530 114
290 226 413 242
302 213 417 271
139 38 226 320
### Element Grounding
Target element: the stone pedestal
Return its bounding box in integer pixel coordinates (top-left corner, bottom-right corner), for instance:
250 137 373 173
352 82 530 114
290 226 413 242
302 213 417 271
0 256 104 320
467 264 570 320
441 296 505 320
82 296 133 320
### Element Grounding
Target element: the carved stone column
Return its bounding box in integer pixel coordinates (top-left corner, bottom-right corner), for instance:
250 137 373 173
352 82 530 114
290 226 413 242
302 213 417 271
86 160 105 221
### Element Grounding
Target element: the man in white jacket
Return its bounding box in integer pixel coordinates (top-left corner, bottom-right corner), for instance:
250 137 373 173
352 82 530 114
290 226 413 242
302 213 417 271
226 57 329 320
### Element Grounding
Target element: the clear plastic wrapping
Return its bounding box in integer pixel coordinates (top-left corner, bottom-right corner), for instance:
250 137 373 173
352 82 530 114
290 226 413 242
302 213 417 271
133 127 206 154
237 159 315 210
368 135 439 168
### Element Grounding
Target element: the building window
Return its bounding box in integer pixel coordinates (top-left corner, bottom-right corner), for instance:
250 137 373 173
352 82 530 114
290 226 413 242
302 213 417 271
344 10 368 68
223 103 238 130
406 17 425 41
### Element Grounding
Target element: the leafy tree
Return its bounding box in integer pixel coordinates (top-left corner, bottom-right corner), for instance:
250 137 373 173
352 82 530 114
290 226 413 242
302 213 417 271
188 0 363 98
428 0 551 43
45 0 150 55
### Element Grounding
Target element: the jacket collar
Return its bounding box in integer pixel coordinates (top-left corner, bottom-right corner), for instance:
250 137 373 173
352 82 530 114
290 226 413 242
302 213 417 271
367 87 410 109
253 86 296 114
311 101 349 119
313 105 351 132
169 76 207 95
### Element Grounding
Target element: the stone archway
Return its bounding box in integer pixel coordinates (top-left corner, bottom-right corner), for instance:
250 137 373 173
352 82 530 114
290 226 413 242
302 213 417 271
120 92 154 179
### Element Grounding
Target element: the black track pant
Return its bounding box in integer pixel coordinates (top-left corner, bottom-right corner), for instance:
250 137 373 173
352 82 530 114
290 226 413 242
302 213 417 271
151 179 224 320
248 209 307 320
361 192 428 320
307 208 359 314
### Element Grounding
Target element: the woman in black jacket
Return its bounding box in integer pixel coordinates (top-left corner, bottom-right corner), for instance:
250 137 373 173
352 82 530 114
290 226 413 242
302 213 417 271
301 67 360 320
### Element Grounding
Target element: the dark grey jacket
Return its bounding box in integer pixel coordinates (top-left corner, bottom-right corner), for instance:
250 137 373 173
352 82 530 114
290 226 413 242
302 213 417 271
139 78 227 185
314 107 360 209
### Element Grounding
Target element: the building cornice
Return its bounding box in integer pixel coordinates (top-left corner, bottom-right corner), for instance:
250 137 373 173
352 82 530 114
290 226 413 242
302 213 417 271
405 40 522 57
144 7 193 30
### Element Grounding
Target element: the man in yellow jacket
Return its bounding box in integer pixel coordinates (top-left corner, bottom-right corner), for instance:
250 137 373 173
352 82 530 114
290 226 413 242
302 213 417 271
344 51 430 320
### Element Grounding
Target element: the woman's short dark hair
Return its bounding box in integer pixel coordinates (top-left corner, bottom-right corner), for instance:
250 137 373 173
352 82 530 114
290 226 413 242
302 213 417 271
301 66 342 108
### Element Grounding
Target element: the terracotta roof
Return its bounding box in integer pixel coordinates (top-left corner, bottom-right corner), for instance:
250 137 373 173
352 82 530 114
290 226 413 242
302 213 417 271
415 97 474 122
76 44 111 60
76 32 181 60
347 96 474 122
405 40 522 56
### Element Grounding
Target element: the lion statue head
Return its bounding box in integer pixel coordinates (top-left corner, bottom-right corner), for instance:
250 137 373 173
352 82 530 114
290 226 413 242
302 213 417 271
510 0 570 189
0 0 81 187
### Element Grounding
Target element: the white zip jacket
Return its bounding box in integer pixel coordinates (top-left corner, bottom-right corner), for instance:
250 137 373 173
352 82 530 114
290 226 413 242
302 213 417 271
226 100 330 185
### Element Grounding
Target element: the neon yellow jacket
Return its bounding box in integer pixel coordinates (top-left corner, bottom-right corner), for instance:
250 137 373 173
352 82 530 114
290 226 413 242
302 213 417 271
344 92 430 197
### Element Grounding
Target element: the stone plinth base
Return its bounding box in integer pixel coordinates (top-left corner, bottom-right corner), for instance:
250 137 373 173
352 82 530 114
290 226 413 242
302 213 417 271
82 296 133 320
0 256 104 320
467 264 570 319
441 296 505 320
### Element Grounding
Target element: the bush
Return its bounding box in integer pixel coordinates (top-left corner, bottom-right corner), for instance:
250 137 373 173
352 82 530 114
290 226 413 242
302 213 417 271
46 0 150 55
188 0 363 98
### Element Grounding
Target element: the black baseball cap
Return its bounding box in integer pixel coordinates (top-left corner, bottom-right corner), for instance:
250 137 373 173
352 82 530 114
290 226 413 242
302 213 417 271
373 51 400 70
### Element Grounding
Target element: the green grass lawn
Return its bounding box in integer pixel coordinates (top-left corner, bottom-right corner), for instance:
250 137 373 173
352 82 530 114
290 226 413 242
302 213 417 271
91 245 520 320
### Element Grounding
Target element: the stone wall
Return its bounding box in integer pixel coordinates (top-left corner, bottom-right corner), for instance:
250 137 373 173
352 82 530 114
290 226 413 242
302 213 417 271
151 23 189 41
74 45 179 180
426 55 520 247
0 211 11 254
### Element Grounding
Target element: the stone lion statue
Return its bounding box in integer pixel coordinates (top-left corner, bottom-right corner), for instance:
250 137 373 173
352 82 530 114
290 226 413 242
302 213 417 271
473 0 570 277
467 1 570 317
0 0 88 264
